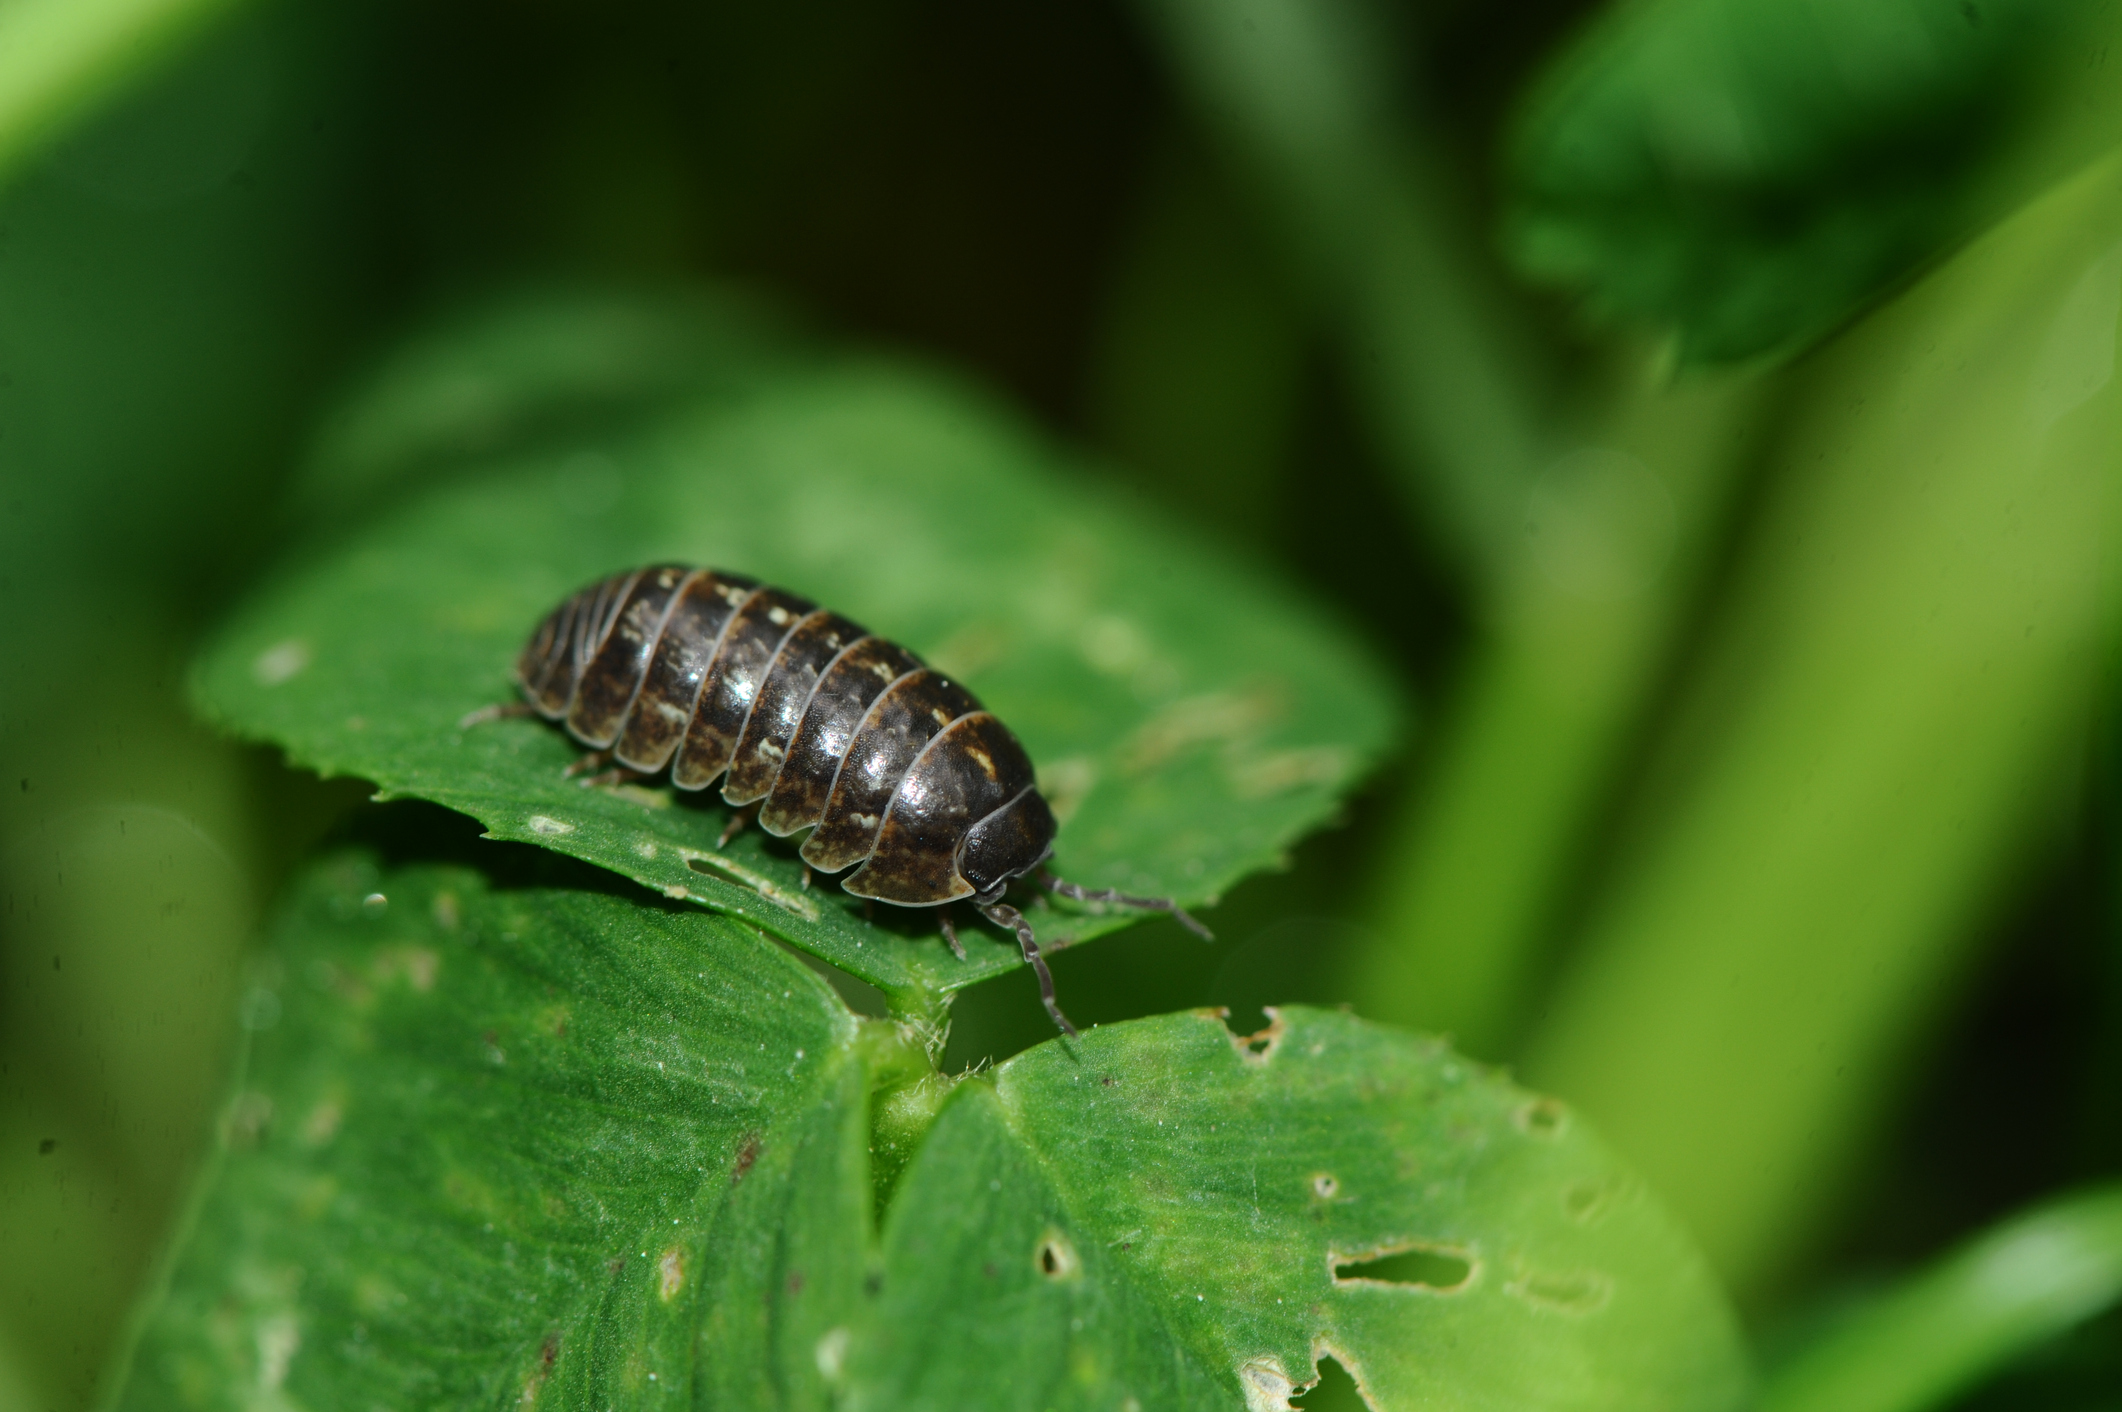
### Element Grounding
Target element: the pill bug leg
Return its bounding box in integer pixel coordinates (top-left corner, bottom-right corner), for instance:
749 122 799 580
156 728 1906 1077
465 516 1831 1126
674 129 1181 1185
1041 873 1214 943
457 701 541 729
563 750 614 779
717 803 759 849
579 765 653 789
937 906 968 961
982 901 1076 1037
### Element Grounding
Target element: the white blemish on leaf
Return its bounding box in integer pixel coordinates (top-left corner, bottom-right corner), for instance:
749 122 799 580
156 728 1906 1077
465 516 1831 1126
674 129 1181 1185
1227 746 1352 799
301 1098 343 1146
1238 1357 1304 1411
1121 686 1286 774
814 1326 850 1381
658 1247 685 1301
682 849 821 921
256 1312 299 1390
527 815 574 837
1506 1265 1612 1315
375 946 439 992
590 781 671 809
252 639 310 686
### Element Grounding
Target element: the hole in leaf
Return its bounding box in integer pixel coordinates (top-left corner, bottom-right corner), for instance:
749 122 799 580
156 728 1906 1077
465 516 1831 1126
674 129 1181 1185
1036 1230 1080 1281
1294 1354 1375 1411
1333 1244 1474 1292
1508 1267 1611 1314
1217 1005 1285 1064
1514 1097 1566 1137
1561 1179 1615 1224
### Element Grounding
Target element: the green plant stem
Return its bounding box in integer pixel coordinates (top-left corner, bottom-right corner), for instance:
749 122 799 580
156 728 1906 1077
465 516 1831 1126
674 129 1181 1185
1131 0 1550 574
1761 1185 2122 1412
0 0 247 190
1525 145 2122 1296
1348 359 1775 1052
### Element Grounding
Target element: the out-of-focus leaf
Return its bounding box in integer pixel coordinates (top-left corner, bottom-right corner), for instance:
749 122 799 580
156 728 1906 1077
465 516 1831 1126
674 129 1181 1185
293 283 811 534
1525 146 2122 1293
113 853 1748 1410
1761 1186 2122 1412
1504 0 2084 363
191 351 1402 1011
113 846 878 1409
0 0 247 191
841 1007 1749 1411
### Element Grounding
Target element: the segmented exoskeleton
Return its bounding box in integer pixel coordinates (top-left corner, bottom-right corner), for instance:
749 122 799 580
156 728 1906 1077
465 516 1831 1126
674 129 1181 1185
478 565 1209 1034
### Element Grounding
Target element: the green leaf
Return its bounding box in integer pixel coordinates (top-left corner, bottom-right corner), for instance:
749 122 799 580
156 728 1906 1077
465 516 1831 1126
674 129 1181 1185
191 349 1403 1009
116 849 1747 1411
0 0 248 192
846 1006 1750 1410
1503 0 2078 364
290 283 812 536
114 843 880 1409
1760 1185 2122 1412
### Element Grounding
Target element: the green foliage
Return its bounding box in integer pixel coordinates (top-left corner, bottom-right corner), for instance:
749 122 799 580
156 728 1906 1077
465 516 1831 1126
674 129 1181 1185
1505 0 2079 363
3 0 2118 1407
1525 145 2122 1288
192 326 1400 1010
1760 1185 2122 1412
117 846 1748 1411
0 0 249 189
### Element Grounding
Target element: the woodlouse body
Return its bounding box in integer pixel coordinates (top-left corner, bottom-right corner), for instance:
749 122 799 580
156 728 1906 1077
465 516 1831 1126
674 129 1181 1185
503 564 1208 1035
517 564 1059 905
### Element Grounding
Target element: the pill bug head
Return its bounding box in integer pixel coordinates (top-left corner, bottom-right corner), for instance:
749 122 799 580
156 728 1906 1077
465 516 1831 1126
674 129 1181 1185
959 787 1059 905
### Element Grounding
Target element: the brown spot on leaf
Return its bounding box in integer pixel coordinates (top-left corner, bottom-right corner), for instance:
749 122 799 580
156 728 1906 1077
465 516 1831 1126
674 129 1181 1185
731 1133 762 1185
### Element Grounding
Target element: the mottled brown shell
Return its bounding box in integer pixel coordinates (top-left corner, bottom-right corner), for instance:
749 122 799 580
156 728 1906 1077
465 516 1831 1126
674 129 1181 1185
515 565 1058 906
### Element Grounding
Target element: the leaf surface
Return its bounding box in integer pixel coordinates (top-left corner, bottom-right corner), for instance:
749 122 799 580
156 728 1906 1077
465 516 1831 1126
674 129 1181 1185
117 845 872 1410
192 357 1402 1004
843 1005 1749 1410
117 851 1747 1412
1502 0 2074 363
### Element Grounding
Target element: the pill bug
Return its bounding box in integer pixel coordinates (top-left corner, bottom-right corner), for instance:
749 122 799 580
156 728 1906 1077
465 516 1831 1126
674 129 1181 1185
470 564 1211 1035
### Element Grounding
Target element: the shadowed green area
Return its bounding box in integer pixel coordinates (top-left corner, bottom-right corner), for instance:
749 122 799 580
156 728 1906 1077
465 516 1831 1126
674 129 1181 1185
114 849 1749 1411
1761 1185 2122 1412
191 336 1402 1010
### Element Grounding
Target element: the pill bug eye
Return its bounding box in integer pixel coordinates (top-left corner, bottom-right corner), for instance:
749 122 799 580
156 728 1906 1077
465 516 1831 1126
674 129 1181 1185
479 565 1211 1036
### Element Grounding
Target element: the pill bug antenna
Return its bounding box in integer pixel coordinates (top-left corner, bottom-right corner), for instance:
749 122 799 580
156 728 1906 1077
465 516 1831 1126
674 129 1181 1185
1040 873 1213 943
982 901 1077 1038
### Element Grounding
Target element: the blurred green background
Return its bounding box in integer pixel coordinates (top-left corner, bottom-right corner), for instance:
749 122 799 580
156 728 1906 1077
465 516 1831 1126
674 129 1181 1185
3 0 2122 1407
